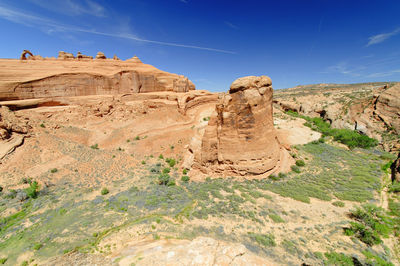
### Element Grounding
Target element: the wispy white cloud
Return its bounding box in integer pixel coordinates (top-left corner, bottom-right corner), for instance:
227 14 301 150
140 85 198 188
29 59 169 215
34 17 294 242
323 62 362 77
224 21 239 30
28 0 106 17
0 5 235 54
367 28 400 46
366 69 400 78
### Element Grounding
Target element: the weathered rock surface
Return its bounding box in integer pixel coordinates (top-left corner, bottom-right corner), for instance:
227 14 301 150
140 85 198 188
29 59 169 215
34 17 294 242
0 54 196 100
113 237 273 265
274 82 400 151
194 76 291 176
375 83 400 133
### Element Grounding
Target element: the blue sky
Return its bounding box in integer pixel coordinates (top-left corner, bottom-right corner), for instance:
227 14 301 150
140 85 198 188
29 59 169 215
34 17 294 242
0 0 399 91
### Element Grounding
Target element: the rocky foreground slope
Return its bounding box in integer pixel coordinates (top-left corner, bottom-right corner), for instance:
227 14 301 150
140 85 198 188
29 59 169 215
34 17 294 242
0 50 195 100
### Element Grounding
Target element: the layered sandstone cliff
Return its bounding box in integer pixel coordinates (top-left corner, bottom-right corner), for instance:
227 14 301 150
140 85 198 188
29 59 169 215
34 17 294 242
0 51 195 101
193 76 292 176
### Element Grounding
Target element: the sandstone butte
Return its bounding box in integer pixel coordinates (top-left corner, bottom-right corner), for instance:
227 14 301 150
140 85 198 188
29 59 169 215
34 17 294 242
0 50 195 101
191 76 293 177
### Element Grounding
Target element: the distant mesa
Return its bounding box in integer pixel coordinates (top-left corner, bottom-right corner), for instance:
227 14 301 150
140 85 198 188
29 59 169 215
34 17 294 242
0 50 196 100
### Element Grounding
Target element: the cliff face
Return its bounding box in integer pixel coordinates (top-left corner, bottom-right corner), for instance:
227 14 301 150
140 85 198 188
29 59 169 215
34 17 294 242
0 54 195 100
273 82 400 151
195 76 292 176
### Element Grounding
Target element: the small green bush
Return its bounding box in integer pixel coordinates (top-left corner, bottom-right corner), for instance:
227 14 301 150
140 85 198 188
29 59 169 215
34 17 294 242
332 201 345 207
389 182 400 193
162 167 170 174
324 252 354 266
182 168 188 175
248 232 276 247
33 243 43 250
0 258 7 264
159 154 164 159
40 123 45 128
291 165 301 173
181 175 190 182
295 160 305 167
278 172 287 179
90 144 99 149
25 181 39 199
158 173 170 185
269 213 285 223
135 136 140 140
269 174 279 181
101 188 109 195
50 168 58 173
141 160 146 165
21 177 32 184
166 158 176 167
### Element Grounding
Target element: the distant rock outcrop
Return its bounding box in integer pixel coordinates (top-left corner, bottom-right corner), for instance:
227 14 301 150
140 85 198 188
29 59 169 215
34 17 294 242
95 52 107 59
194 76 291 176
58 51 75 60
77 52 93 60
20 50 34 60
375 84 400 133
0 52 196 100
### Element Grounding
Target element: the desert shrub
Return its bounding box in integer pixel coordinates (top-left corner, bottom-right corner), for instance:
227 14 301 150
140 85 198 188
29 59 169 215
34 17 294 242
135 136 140 140
278 172 287 179
291 165 301 173
332 201 345 207
295 160 305 167
33 243 43 250
248 232 276 247
25 181 39 199
388 182 400 193
182 168 188 175
269 213 285 223
0 258 7 264
90 144 99 149
162 167 170 174
181 175 190 182
141 160 146 165
159 154 164 159
324 252 354 266
345 204 394 245
269 174 279 181
50 168 58 173
381 161 393 172
165 158 176 167
101 188 109 195
40 123 45 128
158 173 172 186
362 250 394 266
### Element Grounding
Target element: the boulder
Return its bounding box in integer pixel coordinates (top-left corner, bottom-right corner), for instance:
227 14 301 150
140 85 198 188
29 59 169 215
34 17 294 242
196 75 291 176
95 52 107 59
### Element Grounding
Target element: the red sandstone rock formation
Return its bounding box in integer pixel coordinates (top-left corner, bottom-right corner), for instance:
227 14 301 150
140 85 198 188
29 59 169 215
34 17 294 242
0 52 196 100
194 76 292 176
